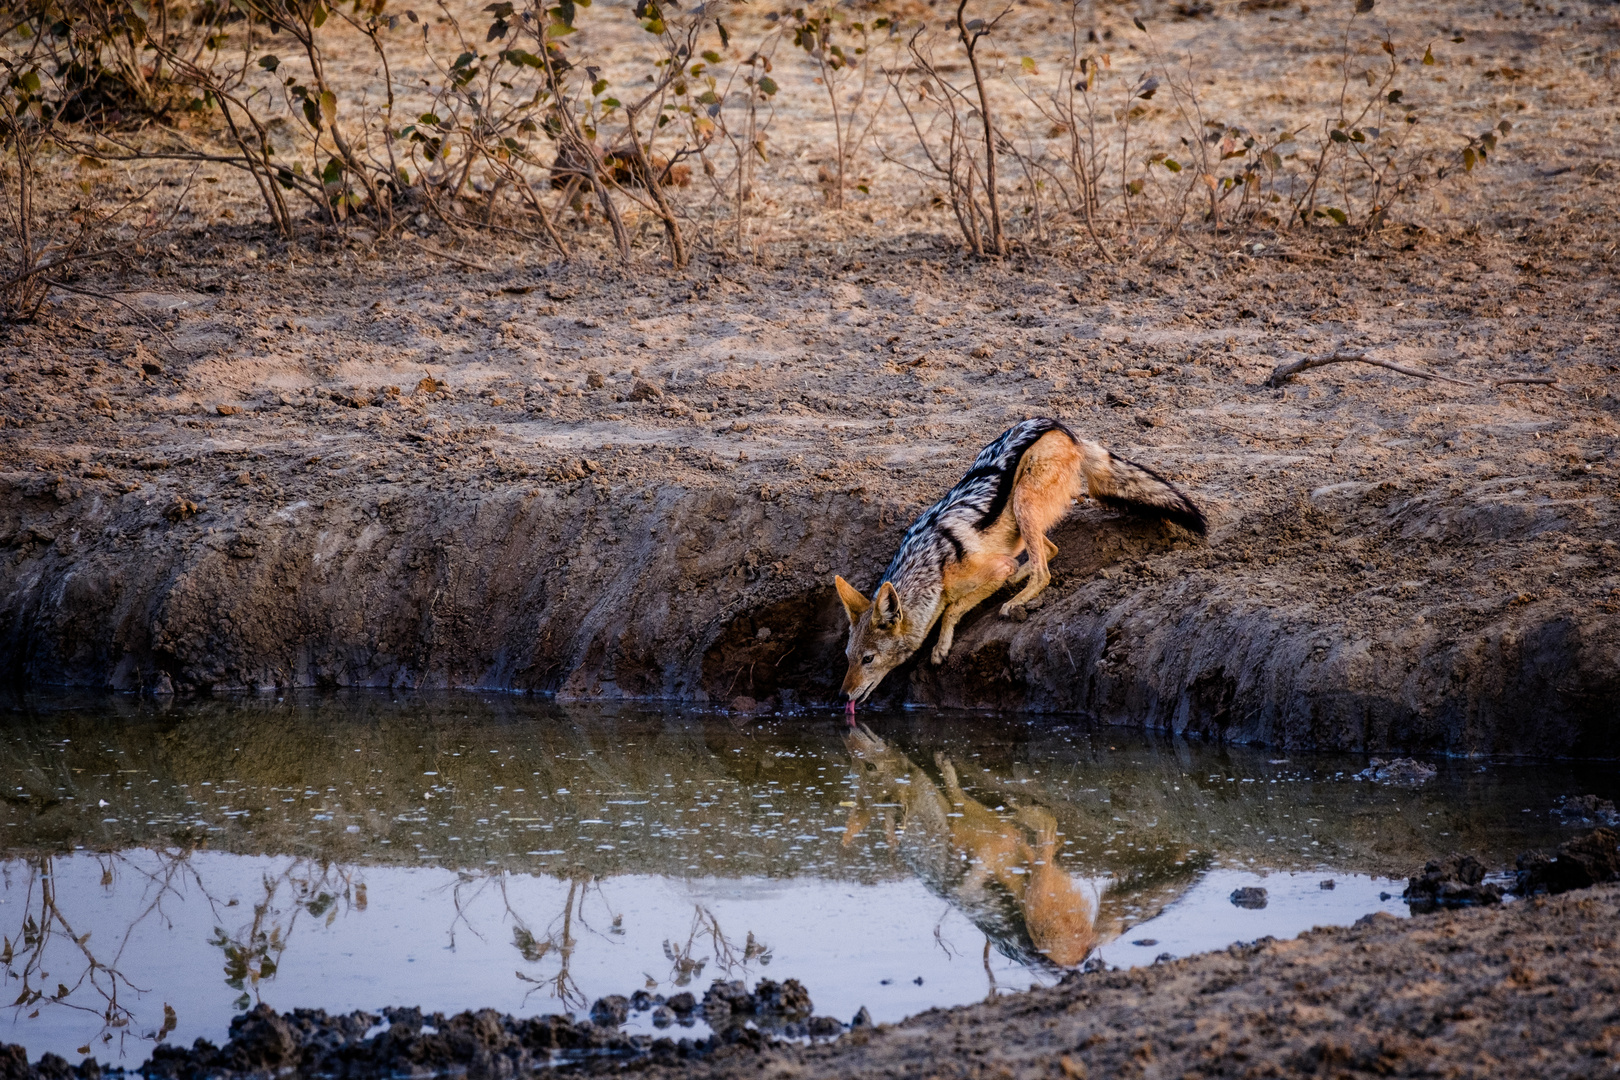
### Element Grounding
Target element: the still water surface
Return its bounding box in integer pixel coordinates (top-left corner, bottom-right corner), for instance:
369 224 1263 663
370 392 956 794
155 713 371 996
1 694 1610 1063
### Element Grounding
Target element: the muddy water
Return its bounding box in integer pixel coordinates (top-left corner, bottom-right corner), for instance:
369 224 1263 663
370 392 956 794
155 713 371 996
1 693 1611 1064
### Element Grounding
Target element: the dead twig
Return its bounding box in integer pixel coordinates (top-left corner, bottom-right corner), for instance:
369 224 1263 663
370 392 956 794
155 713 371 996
409 238 496 273
1269 350 1561 391
42 279 178 351
1266 349 1475 389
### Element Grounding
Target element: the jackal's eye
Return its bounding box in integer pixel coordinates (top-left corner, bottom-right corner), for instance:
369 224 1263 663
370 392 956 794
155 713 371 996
861 654 875 665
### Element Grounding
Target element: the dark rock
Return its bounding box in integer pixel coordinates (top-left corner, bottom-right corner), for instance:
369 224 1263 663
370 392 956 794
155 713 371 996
1319 879 1335 890
851 1006 873 1029
219 1003 301 1070
752 977 813 1018
666 992 697 1014
1230 886 1268 909
1516 828 1620 896
1403 854 1503 908
651 1005 676 1028
31 1057 71 1080
1131 938 1159 947
628 379 664 402
590 995 630 1027
702 979 753 1021
807 1016 844 1038
630 989 657 1011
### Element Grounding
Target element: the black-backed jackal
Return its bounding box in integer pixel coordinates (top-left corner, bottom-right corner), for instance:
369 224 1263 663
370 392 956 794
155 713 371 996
835 417 1205 705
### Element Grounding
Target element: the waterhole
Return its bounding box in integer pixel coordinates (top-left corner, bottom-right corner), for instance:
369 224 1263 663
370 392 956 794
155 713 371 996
2 693 1611 1063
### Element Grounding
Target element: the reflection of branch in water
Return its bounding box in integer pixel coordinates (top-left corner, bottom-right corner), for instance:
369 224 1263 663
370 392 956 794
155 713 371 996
207 859 366 1011
662 905 771 987
509 874 591 1013
2 857 152 1058
931 904 957 960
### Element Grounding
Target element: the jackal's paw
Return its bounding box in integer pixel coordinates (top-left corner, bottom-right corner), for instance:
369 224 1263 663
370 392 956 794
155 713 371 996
1000 601 1028 622
930 643 952 666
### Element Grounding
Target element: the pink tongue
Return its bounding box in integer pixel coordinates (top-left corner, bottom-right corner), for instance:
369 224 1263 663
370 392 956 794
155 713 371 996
845 700 857 722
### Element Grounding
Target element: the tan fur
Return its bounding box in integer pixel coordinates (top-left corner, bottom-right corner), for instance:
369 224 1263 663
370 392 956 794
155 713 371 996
841 725 1105 968
837 424 1203 700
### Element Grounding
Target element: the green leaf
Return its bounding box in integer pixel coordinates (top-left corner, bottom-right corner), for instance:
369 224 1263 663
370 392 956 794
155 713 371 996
258 55 280 71
702 50 721 63
601 97 620 108
1163 158 1181 172
1019 56 1036 74
1323 207 1348 225
311 2 327 27
758 75 778 96
319 90 337 127
322 157 343 185
1330 128 1349 143
19 70 40 94
1422 44 1435 65
453 51 476 69
1387 88 1402 104
1354 0 1373 12
696 89 718 105
1462 146 1475 172
591 78 608 95
642 17 665 33
418 111 441 125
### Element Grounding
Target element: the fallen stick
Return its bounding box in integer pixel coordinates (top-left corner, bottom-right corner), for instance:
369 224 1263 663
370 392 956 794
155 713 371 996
1266 350 1476 389
410 238 496 273
1493 376 1559 386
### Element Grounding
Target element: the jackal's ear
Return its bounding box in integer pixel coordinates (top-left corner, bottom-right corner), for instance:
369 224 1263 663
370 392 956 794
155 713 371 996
834 575 870 625
873 581 902 628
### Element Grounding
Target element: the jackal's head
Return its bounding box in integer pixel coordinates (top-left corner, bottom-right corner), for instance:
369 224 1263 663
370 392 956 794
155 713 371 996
835 576 912 704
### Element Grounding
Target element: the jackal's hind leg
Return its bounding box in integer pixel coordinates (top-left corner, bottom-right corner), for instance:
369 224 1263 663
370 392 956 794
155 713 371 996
1007 537 1059 587
1001 534 1059 617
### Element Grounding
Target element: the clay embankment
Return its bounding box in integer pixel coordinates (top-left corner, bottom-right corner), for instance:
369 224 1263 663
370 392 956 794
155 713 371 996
0 377 1615 755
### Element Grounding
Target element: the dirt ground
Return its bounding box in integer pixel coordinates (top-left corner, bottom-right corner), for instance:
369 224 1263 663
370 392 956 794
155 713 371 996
633 884 1620 1080
0 0 1617 750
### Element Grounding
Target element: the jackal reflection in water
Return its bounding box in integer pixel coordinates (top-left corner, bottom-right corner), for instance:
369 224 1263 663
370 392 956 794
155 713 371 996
841 725 1114 969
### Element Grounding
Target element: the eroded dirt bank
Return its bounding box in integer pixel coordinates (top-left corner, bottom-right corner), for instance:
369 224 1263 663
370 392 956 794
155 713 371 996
2 227 1617 752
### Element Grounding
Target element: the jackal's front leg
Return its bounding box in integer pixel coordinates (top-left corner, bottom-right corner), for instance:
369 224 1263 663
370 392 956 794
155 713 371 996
933 553 1020 664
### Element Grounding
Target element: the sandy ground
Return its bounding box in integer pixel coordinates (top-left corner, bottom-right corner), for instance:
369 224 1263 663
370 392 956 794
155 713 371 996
0 1 1616 745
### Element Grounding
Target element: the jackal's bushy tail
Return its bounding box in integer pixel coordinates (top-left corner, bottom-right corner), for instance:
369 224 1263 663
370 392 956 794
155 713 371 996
1082 446 1207 535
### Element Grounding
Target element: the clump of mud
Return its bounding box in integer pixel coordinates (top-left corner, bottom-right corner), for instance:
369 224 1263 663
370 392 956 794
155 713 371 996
1401 854 1503 910
1516 827 1620 897
1354 758 1437 787
1552 795 1620 827
0 979 842 1080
